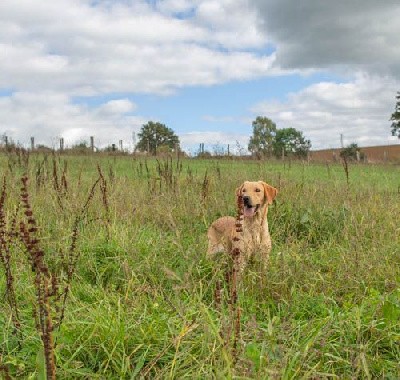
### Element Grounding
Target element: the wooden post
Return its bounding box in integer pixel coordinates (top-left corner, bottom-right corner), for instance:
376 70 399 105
227 144 230 156
90 136 94 152
119 140 123 151
60 137 64 152
112 143 116 152
282 147 285 160
4 136 8 147
30 137 35 151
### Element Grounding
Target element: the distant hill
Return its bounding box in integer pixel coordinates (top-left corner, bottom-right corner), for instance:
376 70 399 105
310 144 400 163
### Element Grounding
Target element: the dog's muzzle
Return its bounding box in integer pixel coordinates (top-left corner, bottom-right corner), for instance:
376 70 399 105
242 196 259 217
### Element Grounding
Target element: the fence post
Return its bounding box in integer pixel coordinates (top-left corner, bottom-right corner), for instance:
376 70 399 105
119 140 123 152
60 138 64 152
30 137 35 151
90 136 94 152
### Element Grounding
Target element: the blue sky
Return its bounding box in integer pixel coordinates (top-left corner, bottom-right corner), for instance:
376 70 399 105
1 0 399 153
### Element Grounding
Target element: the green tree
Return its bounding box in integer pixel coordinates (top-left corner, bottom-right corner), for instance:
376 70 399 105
136 121 180 155
340 143 364 161
273 127 311 158
248 117 277 157
390 91 400 138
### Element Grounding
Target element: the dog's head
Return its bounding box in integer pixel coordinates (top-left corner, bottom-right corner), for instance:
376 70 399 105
236 181 278 218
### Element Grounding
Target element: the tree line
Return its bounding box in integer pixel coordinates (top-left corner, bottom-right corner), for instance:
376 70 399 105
136 117 311 158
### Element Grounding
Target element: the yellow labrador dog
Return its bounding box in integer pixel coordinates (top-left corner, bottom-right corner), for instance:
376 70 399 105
207 181 278 270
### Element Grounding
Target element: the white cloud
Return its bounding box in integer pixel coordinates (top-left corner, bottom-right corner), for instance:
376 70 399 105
98 99 136 115
0 0 273 95
194 0 266 49
0 92 145 149
251 74 400 149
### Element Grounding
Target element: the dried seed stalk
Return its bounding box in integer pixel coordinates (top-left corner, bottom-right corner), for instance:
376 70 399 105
0 176 21 332
19 175 56 380
57 176 100 328
227 193 244 363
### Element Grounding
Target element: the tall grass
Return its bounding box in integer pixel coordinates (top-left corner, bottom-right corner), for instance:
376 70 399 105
0 153 399 378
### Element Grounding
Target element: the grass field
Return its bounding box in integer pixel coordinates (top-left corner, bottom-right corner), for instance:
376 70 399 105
1 153 399 379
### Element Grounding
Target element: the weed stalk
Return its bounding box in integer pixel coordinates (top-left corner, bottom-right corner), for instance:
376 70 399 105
57 177 100 328
0 176 21 334
19 174 57 380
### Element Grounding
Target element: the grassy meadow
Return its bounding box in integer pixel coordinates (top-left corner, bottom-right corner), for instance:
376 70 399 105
0 152 399 379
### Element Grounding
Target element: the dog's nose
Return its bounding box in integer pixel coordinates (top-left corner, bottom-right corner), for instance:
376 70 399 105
243 195 251 206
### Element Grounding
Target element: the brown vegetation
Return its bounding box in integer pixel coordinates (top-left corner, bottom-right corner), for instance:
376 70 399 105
310 144 400 163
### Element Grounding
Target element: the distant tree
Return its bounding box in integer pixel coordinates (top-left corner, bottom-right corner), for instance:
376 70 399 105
248 117 277 157
390 91 400 138
273 127 311 158
72 141 89 149
340 143 364 161
101 144 120 153
136 121 180 155
67 140 91 154
197 151 212 158
36 144 53 152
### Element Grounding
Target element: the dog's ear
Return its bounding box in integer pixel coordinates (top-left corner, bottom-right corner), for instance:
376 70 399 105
235 183 244 198
259 181 278 205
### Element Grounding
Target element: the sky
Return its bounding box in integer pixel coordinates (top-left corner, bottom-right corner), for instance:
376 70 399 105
1 0 399 154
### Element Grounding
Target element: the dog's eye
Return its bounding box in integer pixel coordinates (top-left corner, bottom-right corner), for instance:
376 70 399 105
255 188 261 192
242 189 246 193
